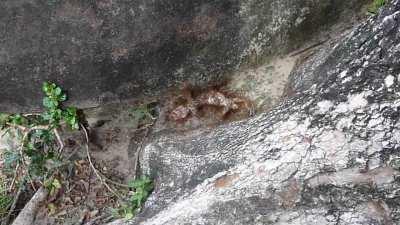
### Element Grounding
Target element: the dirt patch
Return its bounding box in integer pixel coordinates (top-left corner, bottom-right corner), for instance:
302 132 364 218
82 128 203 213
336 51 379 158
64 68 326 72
228 55 298 112
30 101 158 225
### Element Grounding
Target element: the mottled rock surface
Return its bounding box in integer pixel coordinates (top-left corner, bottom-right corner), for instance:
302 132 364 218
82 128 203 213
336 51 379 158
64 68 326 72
121 1 400 224
0 0 367 112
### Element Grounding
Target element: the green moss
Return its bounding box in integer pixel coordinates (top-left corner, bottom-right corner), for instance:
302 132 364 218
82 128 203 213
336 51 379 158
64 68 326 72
368 0 386 14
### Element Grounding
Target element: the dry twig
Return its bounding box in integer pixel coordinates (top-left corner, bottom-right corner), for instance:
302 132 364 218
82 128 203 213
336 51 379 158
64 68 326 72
8 163 20 192
53 128 64 153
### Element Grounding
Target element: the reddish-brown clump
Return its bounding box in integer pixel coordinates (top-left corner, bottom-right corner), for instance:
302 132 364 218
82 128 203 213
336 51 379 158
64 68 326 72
166 83 254 129
169 105 191 122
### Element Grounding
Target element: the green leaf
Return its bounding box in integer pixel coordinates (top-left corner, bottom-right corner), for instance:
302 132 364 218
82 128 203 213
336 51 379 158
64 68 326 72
42 82 50 93
47 203 57 215
117 176 153 220
10 114 27 125
66 107 76 114
43 97 53 108
368 0 386 14
53 100 59 107
59 94 67 102
54 87 62 96
52 178 61 189
63 107 79 130
55 109 62 117
0 113 10 127
128 176 152 189
41 112 52 121
124 212 134 220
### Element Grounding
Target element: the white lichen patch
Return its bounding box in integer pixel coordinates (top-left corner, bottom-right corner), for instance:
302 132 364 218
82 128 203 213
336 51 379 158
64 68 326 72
339 70 348 78
385 75 395 88
334 92 370 113
342 76 353 83
348 92 369 110
316 100 334 114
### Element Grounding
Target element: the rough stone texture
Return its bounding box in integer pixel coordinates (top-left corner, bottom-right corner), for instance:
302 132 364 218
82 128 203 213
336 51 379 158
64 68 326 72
0 0 367 112
122 1 400 224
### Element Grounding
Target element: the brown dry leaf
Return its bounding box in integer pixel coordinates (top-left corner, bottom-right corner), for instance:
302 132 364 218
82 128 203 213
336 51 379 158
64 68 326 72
169 105 191 121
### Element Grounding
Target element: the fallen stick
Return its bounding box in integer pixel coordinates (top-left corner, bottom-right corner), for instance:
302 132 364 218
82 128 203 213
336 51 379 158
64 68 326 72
11 187 48 225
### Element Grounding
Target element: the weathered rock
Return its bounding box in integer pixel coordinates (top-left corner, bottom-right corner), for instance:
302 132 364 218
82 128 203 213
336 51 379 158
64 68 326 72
0 0 367 112
122 1 400 224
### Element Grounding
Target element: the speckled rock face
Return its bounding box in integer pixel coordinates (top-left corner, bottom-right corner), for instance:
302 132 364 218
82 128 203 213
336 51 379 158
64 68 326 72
115 1 400 224
0 0 366 112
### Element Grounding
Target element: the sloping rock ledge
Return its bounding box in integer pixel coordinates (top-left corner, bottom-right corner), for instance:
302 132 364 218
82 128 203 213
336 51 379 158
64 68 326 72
120 1 400 224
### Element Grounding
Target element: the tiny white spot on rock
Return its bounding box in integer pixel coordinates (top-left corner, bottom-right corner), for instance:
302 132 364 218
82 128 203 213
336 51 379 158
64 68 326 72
317 100 333 114
339 70 348 78
385 75 395 88
348 93 368 111
342 77 352 83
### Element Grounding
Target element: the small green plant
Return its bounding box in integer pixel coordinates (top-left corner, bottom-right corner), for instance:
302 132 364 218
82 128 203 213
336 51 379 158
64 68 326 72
0 82 81 222
368 0 386 14
1 82 156 222
128 103 157 128
44 178 62 195
1 82 80 184
116 176 154 220
42 82 79 130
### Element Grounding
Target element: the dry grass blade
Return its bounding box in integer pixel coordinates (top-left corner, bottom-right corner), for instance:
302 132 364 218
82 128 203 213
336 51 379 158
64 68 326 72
2 182 24 225
53 128 64 153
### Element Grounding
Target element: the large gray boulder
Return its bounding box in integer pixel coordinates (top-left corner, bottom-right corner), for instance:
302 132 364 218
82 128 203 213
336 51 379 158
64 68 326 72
126 1 400 224
0 0 367 112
